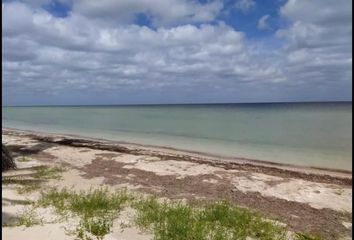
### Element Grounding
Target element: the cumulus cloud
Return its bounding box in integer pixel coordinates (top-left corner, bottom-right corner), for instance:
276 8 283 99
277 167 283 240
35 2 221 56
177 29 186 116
275 0 352 91
257 15 270 30
72 0 223 27
2 0 352 105
3 1 287 103
234 0 255 13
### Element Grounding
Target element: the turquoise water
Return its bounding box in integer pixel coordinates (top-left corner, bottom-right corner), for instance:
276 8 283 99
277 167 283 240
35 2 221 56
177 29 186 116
2 103 352 170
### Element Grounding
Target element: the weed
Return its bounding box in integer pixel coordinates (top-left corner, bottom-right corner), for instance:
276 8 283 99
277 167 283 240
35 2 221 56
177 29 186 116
34 165 66 180
69 188 130 218
16 182 42 194
4 207 43 227
2 175 43 194
295 232 323 240
35 188 322 240
38 187 131 218
36 187 73 215
134 197 287 240
17 156 32 162
17 207 42 227
71 216 113 240
2 177 23 185
38 187 131 239
334 189 344 196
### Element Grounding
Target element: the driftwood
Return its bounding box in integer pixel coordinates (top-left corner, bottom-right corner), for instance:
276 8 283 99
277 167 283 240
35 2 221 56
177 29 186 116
2 144 16 171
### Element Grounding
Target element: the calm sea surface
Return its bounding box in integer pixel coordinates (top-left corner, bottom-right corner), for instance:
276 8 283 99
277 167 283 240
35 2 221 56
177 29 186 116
2 102 352 170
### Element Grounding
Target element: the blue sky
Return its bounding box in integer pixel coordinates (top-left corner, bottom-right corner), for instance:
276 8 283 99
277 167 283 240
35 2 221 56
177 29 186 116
2 0 352 105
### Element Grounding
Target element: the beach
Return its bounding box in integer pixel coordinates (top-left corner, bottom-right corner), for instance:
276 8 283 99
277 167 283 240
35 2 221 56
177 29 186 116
2 128 352 240
3 0 352 239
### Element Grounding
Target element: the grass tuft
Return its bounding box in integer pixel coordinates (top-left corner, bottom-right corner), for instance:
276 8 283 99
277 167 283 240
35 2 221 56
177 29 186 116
295 232 323 240
34 165 66 180
14 187 323 240
16 182 42 194
3 207 42 227
38 187 131 240
17 207 42 227
69 216 113 240
16 156 32 162
38 187 131 218
134 197 287 240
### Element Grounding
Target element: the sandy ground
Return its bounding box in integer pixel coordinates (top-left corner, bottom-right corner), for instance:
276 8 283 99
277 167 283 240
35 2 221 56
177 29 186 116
2 129 352 240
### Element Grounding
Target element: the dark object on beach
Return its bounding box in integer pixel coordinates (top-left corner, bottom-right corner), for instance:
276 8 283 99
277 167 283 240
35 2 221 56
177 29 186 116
2 144 16 171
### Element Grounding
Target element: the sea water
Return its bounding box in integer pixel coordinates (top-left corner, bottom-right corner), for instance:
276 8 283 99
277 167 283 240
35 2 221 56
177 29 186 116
2 102 352 171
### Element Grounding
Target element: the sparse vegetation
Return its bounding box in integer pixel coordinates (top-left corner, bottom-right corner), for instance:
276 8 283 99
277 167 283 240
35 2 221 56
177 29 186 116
3 207 42 227
2 161 324 240
16 156 32 162
33 165 66 180
69 216 113 240
38 187 131 217
16 207 43 227
134 196 288 240
2 164 65 195
38 187 131 240
295 232 323 240
2 176 43 194
334 189 344 196
16 182 42 194
3 184 324 240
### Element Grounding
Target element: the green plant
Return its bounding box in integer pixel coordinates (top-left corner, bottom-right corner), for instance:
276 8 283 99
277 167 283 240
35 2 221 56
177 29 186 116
295 232 323 240
5 207 43 227
34 165 66 180
38 187 131 239
134 197 287 240
16 182 42 194
17 156 32 162
38 187 131 218
36 187 72 215
71 216 113 240
69 188 130 218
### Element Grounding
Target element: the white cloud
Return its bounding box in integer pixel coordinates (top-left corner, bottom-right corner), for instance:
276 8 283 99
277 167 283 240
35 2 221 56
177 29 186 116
257 15 270 30
3 1 286 101
72 0 223 27
2 0 352 104
275 0 352 88
234 0 255 13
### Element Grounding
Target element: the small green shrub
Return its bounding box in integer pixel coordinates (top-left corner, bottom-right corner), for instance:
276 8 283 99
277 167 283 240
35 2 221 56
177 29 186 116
72 216 113 240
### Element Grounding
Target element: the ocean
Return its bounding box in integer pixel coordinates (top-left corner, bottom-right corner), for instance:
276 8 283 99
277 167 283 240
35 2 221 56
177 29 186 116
2 102 352 171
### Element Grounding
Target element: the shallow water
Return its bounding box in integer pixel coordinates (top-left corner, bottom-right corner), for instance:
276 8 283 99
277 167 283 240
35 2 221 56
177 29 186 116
2 102 352 170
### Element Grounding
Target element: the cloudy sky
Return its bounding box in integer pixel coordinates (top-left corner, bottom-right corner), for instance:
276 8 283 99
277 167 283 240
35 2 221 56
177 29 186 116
2 0 352 106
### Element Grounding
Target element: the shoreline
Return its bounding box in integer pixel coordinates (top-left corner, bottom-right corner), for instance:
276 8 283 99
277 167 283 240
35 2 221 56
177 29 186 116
2 127 352 239
3 127 352 181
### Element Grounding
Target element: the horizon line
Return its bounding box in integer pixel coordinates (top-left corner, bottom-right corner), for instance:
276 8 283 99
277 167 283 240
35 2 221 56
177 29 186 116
2 100 352 107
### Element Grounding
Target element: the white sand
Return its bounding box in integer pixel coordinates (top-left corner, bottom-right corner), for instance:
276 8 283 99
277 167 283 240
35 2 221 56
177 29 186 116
123 159 227 178
2 132 352 240
231 175 352 212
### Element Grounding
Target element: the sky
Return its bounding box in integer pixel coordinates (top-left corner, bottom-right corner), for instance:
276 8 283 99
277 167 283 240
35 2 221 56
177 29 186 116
2 0 352 106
